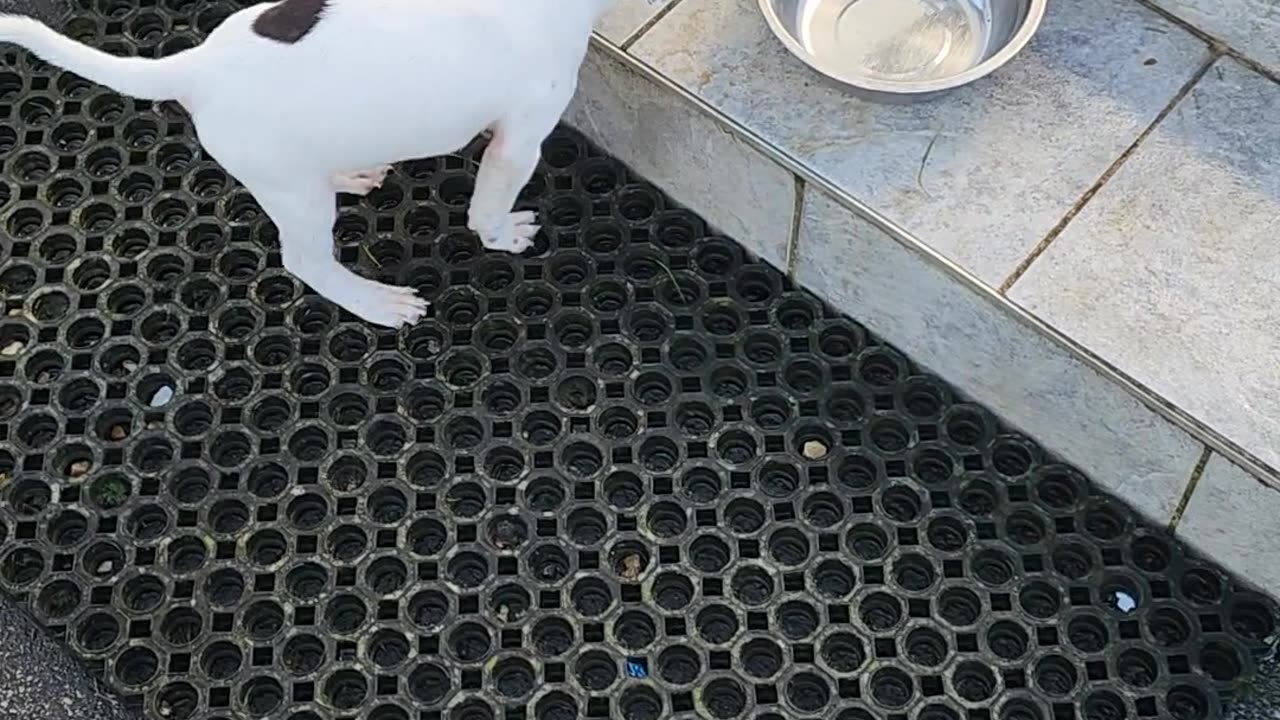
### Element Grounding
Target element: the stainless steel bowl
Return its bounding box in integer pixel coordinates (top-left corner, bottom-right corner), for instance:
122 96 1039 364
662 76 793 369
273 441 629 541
757 0 1047 101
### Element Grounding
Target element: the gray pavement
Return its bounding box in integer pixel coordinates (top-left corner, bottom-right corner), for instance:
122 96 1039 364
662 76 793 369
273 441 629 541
1229 644 1280 720
0 595 136 720
0 0 67 23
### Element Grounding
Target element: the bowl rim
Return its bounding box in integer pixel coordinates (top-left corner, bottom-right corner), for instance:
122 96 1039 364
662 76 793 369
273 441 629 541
756 0 1049 95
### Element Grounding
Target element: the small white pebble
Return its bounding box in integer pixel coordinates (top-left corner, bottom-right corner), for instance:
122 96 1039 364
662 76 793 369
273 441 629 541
149 385 174 407
1114 591 1137 613
96 560 113 574
121 360 138 372
0 340 24 356
68 460 91 478
802 440 828 460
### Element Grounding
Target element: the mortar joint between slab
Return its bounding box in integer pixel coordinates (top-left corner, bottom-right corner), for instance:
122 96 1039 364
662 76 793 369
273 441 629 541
996 51 1221 294
1226 49 1280 86
1133 0 1220 45
1132 0 1279 84
1168 445 1213 531
620 0 689 50
785 174 805 277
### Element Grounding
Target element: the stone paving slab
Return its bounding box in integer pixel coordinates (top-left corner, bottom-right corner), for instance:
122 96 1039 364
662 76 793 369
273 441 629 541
1181 453 1280 597
1011 58 1280 471
628 0 1210 285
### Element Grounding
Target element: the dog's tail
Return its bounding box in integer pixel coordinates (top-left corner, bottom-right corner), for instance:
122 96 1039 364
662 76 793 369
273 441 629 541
0 14 188 100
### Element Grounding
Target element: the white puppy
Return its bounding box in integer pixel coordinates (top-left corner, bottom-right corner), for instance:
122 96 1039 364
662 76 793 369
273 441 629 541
0 0 617 327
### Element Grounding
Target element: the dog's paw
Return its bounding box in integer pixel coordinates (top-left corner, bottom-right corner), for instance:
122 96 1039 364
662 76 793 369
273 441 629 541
331 166 392 196
471 211 539 254
335 278 428 328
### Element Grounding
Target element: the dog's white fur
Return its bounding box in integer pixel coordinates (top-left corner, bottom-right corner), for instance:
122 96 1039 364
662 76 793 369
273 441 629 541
0 0 616 327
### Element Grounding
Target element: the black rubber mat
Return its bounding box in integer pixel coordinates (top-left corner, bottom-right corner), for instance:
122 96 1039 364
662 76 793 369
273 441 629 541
1 2 1277 720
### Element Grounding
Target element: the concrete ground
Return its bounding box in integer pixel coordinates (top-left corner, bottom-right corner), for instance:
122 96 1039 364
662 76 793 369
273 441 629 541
1230 648 1280 720
0 595 135 720
0 0 66 23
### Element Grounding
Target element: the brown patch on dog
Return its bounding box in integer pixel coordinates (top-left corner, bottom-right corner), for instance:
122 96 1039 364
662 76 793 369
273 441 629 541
252 0 330 44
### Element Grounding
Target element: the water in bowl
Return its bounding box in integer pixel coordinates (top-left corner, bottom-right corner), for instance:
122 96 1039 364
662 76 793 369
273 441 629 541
799 0 995 83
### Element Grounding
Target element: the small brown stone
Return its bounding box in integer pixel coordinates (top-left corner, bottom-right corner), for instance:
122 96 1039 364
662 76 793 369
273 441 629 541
621 553 643 580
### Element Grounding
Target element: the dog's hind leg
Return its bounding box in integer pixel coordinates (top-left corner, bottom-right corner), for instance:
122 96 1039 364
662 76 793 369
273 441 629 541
466 121 551 254
249 178 427 327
